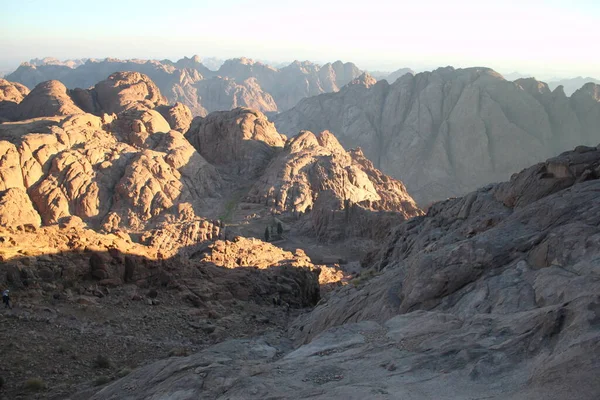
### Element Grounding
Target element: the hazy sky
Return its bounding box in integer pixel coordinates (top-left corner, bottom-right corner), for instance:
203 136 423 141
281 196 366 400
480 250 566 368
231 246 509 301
1 0 599 79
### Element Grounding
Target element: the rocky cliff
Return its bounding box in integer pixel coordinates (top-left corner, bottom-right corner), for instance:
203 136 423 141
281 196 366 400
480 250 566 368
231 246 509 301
6 57 363 117
274 67 600 205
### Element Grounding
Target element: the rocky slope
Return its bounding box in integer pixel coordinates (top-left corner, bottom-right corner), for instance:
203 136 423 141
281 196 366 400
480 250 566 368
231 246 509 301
6 57 363 117
79 145 600 400
274 67 600 205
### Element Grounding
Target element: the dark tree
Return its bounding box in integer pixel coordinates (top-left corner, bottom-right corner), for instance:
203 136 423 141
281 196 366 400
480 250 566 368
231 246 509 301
264 226 270 242
277 222 283 236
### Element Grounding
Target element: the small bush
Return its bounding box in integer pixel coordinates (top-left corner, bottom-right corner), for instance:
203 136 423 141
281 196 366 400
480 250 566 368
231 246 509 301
24 378 46 391
94 376 112 386
168 347 190 357
94 354 112 369
350 269 378 287
0 376 4 388
116 368 132 378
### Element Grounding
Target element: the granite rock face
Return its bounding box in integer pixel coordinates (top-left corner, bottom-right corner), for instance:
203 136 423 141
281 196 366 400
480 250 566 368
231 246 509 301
0 110 221 239
246 129 421 217
0 78 30 120
275 68 600 205
185 107 286 178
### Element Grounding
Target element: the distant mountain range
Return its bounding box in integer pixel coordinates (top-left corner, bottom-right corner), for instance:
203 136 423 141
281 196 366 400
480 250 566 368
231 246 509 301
547 76 600 96
5 56 365 116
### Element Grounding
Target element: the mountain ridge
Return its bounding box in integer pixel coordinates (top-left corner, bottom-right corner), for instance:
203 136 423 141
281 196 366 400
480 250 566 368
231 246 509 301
274 66 600 205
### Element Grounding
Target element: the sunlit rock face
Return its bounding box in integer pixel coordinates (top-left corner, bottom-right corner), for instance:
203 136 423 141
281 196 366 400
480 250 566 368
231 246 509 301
0 76 221 241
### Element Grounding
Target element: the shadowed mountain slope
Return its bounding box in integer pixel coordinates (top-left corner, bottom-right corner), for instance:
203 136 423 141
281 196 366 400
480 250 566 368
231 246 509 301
274 67 600 205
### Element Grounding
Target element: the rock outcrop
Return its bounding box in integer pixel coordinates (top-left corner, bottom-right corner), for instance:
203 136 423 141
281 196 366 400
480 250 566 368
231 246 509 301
0 79 30 120
0 79 29 103
185 108 285 177
6 57 363 116
0 110 221 240
156 102 193 133
80 145 600 400
246 129 421 217
13 80 85 119
0 72 168 122
90 71 166 114
275 67 600 205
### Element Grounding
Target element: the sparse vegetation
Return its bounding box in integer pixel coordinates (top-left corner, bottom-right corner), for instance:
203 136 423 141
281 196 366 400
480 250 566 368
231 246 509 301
117 368 132 378
350 269 378 286
94 375 112 386
218 192 245 222
24 378 46 391
94 354 112 369
168 347 191 357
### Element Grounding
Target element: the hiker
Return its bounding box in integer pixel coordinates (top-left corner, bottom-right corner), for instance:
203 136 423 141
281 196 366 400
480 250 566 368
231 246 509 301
2 289 10 309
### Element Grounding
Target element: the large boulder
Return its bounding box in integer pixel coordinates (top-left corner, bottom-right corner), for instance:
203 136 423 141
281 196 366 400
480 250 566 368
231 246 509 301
0 188 41 227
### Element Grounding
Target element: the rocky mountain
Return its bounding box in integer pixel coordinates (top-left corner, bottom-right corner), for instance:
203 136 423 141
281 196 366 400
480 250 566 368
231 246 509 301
0 79 30 121
547 76 600 96
3 70 598 400
0 72 407 397
274 67 600 205
5 56 363 117
246 129 420 215
76 144 600 400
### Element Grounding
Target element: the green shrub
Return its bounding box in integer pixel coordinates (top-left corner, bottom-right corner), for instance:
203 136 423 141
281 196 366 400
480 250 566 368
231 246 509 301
24 378 46 391
94 354 112 369
116 368 132 378
168 347 190 357
94 376 112 386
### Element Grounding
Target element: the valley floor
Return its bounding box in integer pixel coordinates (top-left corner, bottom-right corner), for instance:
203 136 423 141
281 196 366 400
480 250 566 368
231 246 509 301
0 285 301 399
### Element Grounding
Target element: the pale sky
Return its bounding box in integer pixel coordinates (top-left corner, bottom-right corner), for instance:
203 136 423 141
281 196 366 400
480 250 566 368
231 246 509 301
1 0 599 79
